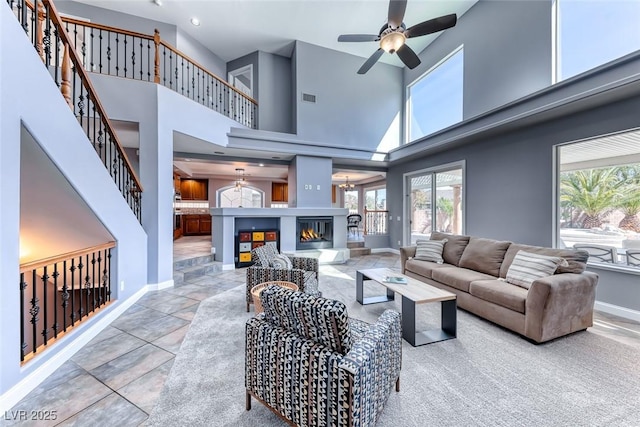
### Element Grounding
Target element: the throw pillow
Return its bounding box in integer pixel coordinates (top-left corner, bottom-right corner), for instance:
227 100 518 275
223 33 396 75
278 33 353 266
270 253 293 270
506 250 569 289
414 239 448 264
252 244 278 267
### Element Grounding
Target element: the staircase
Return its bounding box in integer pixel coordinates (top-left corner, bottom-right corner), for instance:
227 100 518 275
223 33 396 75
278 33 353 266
348 240 371 257
173 255 223 286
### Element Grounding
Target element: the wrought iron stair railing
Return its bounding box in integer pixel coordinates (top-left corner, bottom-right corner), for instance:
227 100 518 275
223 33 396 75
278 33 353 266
60 17 258 129
19 242 115 364
9 0 143 221
364 209 389 235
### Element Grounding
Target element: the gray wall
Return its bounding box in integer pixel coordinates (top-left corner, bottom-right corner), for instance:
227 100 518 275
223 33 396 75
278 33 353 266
388 95 640 248
176 28 226 78
294 41 403 150
227 51 293 133
405 0 553 128
258 51 292 133
288 156 332 208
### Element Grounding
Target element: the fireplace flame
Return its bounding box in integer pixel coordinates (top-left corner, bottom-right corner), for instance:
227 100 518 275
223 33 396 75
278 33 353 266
300 228 321 241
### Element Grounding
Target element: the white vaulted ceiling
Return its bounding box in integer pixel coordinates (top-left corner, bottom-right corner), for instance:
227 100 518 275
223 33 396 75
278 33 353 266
70 0 477 66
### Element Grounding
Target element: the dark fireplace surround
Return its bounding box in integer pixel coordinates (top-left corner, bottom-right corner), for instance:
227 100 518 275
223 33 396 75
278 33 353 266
296 216 333 250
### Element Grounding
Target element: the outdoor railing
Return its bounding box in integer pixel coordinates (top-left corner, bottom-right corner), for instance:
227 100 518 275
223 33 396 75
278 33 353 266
364 209 389 235
19 242 114 363
9 0 143 221
60 18 258 128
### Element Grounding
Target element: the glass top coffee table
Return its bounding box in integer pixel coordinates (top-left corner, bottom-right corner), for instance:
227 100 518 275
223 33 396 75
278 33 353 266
356 268 457 346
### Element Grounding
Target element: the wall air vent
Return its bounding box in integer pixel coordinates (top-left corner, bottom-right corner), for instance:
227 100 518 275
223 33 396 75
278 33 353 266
302 93 316 103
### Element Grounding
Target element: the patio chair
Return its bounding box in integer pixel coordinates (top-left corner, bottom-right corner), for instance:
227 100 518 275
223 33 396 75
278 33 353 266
347 214 362 237
626 249 640 267
573 244 618 263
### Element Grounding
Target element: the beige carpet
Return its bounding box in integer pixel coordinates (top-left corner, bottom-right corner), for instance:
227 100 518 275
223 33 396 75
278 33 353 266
146 278 640 426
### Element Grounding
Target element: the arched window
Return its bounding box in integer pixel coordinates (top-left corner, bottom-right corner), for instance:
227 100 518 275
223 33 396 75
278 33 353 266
217 185 264 208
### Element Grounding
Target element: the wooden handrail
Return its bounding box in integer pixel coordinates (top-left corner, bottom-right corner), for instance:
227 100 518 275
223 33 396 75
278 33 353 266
20 241 116 273
43 0 144 192
60 16 154 40
158 40 259 105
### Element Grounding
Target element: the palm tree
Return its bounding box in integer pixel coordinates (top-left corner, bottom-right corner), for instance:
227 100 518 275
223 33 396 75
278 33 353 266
560 168 621 229
436 197 454 232
615 166 640 232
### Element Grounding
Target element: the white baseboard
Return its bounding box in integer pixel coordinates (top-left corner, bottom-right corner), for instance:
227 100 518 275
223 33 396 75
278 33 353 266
0 286 148 414
594 301 640 322
371 248 400 255
222 263 236 270
147 279 174 291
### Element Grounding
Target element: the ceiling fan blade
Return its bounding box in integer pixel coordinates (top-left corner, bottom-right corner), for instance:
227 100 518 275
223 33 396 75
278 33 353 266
387 0 408 28
405 13 457 38
357 48 384 75
396 44 421 69
338 34 379 42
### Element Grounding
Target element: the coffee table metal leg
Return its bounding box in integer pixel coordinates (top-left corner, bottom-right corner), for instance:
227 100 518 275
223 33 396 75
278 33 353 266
441 299 457 338
356 271 395 305
402 295 457 346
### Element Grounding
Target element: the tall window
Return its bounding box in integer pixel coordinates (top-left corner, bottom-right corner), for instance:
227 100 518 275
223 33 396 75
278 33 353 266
406 164 464 245
556 128 640 269
407 47 464 142
344 190 358 214
555 0 640 81
365 188 386 210
218 186 264 208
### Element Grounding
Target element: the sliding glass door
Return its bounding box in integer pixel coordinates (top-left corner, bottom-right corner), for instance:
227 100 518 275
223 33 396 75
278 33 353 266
405 162 465 245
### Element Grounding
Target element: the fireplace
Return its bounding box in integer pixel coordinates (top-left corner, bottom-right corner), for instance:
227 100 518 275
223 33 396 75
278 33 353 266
296 216 333 250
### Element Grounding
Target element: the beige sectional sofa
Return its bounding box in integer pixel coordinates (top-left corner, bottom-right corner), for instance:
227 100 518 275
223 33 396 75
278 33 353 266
400 232 599 343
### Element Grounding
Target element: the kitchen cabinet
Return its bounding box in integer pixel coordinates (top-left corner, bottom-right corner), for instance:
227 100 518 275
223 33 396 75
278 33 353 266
182 214 212 236
180 179 208 200
271 182 288 202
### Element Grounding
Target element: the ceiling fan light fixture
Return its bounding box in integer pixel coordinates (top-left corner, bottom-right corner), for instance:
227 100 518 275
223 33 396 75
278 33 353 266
380 32 405 54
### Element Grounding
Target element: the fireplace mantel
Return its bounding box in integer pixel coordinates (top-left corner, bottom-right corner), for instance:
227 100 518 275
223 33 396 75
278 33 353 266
210 208 349 269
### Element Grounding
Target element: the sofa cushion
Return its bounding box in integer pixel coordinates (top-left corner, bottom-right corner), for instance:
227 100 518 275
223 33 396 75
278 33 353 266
260 286 353 354
469 279 528 314
431 267 496 293
415 239 448 263
405 259 453 279
430 232 470 266
505 251 568 289
458 237 511 277
499 243 589 277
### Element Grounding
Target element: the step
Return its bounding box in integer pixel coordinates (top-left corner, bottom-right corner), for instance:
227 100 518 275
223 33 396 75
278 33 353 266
173 254 215 271
347 241 365 249
174 261 223 284
350 247 371 257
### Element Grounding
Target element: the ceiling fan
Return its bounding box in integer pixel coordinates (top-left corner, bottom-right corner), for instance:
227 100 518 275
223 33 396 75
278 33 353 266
337 0 457 74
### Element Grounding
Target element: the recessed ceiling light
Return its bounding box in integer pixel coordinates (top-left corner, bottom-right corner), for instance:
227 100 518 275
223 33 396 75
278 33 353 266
190 18 200 26
184 159 191 162
258 163 265 167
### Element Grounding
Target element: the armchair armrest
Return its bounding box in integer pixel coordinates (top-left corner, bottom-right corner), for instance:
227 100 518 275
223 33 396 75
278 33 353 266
525 272 598 343
399 246 417 274
339 310 402 426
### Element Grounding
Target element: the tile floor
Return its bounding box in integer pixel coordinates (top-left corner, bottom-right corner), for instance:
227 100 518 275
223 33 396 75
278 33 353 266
5 236 640 426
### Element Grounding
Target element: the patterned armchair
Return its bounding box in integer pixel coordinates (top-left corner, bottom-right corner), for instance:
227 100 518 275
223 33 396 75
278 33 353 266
245 245 319 312
245 286 402 427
